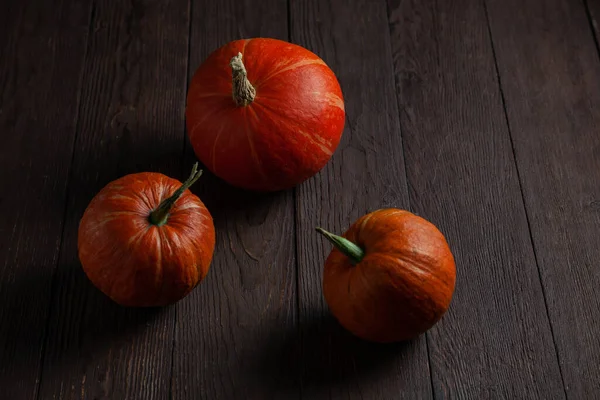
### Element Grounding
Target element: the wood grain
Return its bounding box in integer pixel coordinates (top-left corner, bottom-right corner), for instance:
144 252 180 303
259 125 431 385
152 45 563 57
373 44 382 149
291 0 432 398
486 0 600 396
171 1 299 399
0 0 92 398
388 0 566 398
35 1 190 399
0 0 598 398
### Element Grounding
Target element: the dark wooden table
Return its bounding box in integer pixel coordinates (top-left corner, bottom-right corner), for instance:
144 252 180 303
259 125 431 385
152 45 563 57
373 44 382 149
2 0 599 399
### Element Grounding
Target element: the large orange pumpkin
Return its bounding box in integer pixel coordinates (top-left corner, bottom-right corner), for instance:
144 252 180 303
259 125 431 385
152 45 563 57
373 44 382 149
317 208 456 342
186 38 345 192
78 164 215 307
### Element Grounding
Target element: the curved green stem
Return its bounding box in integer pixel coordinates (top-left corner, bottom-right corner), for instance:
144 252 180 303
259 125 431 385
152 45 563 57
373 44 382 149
316 227 365 265
149 163 203 226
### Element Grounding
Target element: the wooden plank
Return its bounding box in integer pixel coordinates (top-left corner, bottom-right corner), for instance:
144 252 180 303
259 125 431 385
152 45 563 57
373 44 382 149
291 1 432 398
486 0 600 396
171 1 298 399
387 0 566 398
36 1 190 399
0 0 92 398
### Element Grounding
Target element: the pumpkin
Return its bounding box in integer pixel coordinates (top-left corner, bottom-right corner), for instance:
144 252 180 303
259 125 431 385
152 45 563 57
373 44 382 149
185 37 345 192
77 164 215 307
316 208 456 342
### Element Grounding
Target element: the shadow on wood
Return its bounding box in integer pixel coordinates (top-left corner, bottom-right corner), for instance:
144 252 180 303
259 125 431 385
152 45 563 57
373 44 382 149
191 166 293 237
251 311 415 394
0 261 169 394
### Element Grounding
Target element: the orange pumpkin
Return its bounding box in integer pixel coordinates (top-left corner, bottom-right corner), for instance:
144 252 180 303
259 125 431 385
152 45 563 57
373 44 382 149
186 37 345 192
317 208 456 342
78 164 215 307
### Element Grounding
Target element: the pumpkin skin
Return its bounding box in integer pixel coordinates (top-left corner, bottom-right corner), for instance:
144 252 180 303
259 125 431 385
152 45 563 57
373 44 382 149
77 166 215 307
186 37 345 192
319 208 456 343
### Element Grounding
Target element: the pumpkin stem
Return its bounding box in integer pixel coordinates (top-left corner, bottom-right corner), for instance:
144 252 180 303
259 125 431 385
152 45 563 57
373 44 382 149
315 227 365 265
149 163 203 226
230 52 256 106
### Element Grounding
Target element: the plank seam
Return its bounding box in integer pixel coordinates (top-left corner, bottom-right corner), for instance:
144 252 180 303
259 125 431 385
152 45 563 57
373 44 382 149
34 1 97 398
292 180 302 399
288 0 303 397
481 1 569 398
168 0 194 399
583 0 600 61
383 0 436 398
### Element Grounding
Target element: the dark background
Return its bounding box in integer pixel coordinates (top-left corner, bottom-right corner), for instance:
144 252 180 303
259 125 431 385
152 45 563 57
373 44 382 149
1 0 599 399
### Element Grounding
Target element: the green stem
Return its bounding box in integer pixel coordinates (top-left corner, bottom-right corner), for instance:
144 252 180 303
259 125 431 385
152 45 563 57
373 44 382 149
149 163 203 226
316 227 365 265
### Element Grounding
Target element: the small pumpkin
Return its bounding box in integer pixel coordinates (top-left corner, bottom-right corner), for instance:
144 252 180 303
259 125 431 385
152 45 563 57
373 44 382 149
316 208 456 342
186 37 345 192
78 164 215 307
